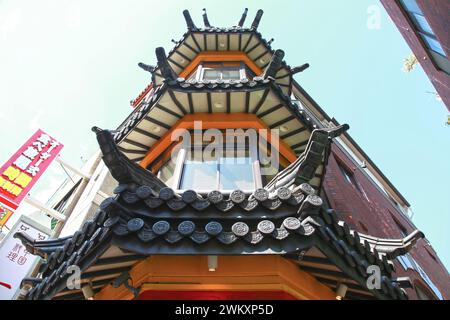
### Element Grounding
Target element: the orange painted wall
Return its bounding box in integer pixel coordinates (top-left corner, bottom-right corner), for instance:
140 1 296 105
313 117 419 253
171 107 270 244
94 256 336 300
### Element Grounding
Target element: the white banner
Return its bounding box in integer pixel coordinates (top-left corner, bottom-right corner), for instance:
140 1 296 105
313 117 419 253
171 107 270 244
0 215 51 300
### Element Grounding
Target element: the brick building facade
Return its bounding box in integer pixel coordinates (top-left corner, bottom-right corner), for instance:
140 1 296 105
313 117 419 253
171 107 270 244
324 143 449 299
381 0 450 110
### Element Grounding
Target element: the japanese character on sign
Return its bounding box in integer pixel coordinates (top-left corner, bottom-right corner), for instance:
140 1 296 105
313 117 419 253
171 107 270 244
3 166 20 181
9 185 22 196
48 140 60 152
37 233 46 240
32 141 44 152
11 243 22 253
17 256 27 265
36 134 51 147
39 152 51 161
1 181 21 196
6 252 18 262
14 172 32 188
22 146 39 160
26 166 39 177
13 155 32 171
19 224 30 232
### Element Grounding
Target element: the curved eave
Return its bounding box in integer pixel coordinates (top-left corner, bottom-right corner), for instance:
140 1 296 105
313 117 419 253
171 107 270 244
115 78 325 187
151 28 293 95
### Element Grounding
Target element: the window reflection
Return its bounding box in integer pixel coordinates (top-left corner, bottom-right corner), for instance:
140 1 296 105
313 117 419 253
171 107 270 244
219 156 254 190
180 159 217 190
179 148 256 191
153 131 287 192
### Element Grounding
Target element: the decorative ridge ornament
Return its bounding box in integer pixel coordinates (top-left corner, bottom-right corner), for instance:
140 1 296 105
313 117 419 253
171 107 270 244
202 8 211 28
237 8 248 27
92 127 167 191
251 9 264 30
264 124 350 194
155 47 178 82
264 49 285 79
183 9 197 31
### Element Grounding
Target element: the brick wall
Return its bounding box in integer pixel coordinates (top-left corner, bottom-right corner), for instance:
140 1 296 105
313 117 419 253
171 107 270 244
322 144 450 299
381 0 450 111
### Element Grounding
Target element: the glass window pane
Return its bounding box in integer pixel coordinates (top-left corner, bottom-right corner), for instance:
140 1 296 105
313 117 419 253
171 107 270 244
411 13 434 35
158 159 176 187
219 157 254 190
400 0 423 15
221 69 241 80
188 70 197 80
203 69 220 80
421 34 446 56
429 50 450 75
180 160 217 190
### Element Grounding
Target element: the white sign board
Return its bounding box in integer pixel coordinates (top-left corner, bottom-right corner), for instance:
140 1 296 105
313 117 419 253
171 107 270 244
0 215 51 300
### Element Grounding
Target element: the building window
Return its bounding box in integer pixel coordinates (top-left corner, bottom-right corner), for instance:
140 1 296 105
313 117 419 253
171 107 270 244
155 131 280 193
397 253 443 300
191 62 251 82
336 159 360 189
179 148 256 192
400 0 450 75
415 285 433 300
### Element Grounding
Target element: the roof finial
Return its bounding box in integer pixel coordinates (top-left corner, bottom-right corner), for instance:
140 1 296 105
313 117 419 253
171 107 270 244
155 47 177 81
183 9 196 30
138 62 156 74
263 49 285 78
291 63 310 75
202 8 211 28
238 8 248 27
251 9 264 30
267 38 274 45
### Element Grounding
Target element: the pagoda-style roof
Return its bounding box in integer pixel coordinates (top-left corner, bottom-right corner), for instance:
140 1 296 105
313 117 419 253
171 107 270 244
145 9 296 96
13 8 427 301
14 126 423 300
116 47 322 187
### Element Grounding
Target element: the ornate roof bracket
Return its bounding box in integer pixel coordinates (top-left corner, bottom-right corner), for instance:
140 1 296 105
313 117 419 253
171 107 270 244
92 127 167 191
264 124 350 194
291 63 310 75
155 47 178 82
359 229 425 260
202 8 211 28
393 277 413 289
237 8 248 27
251 9 264 30
183 9 197 31
137 62 156 74
263 49 285 79
14 232 72 259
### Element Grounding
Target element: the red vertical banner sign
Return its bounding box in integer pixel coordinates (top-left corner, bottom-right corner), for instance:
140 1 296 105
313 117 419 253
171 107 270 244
0 129 64 213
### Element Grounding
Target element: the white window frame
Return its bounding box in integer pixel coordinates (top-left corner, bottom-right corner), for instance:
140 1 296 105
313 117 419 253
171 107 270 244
195 63 247 82
160 134 263 194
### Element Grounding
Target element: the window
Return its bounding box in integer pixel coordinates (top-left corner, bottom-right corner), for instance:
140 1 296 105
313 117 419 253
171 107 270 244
400 0 450 75
155 131 281 193
191 62 251 82
397 253 443 300
179 149 256 192
203 68 241 81
415 285 433 300
336 159 359 189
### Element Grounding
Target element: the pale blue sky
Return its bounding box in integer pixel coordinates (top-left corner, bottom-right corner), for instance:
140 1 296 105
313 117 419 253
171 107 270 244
0 0 448 269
